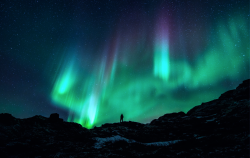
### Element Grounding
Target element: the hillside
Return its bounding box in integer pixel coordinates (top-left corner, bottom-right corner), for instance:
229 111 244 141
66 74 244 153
0 79 249 157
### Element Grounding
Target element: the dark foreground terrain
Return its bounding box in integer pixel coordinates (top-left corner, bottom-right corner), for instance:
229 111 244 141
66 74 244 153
0 79 249 157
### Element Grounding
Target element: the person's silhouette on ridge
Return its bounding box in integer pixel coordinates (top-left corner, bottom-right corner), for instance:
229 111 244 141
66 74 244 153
120 114 124 123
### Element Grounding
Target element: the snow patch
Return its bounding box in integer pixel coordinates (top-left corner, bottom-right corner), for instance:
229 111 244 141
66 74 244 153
196 116 203 118
93 135 135 149
206 118 216 122
196 136 205 139
144 140 181 146
93 135 181 149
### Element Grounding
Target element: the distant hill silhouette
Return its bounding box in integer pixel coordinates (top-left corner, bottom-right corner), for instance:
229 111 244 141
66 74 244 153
0 79 249 157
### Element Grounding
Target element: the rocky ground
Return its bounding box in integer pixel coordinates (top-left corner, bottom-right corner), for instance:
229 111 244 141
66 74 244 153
0 79 249 157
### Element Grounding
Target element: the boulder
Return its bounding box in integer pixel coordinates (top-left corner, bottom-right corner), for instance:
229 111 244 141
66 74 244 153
49 113 63 122
0 113 16 125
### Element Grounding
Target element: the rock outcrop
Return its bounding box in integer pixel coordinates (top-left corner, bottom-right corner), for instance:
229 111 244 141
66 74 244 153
0 79 249 157
49 113 63 122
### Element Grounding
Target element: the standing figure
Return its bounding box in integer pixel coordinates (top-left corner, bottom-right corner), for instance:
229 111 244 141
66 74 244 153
120 114 124 123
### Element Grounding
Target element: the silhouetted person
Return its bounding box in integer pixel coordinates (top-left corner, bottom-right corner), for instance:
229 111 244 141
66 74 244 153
120 114 124 123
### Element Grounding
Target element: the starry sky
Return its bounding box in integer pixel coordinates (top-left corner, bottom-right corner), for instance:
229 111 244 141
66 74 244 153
0 0 249 128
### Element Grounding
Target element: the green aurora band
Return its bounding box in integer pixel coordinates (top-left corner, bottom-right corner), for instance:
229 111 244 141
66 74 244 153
51 14 249 129
154 16 170 81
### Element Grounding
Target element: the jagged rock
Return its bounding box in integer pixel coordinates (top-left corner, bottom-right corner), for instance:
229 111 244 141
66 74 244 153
150 111 186 125
0 113 16 125
49 113 63 122
219 89 235 99
0 79 249 157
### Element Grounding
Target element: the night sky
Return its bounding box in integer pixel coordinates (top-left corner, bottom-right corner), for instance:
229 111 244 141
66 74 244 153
0 0 249 128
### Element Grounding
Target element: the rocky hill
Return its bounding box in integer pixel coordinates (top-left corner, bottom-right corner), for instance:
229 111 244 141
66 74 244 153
0 79 249 157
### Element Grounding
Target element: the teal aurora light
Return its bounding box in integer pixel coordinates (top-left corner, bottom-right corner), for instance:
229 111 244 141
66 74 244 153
51 11 249 129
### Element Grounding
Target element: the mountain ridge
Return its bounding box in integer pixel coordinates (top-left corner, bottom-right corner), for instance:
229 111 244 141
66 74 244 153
0 79 249 157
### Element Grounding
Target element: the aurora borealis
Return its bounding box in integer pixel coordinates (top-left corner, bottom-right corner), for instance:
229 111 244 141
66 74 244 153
1 0 249 128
